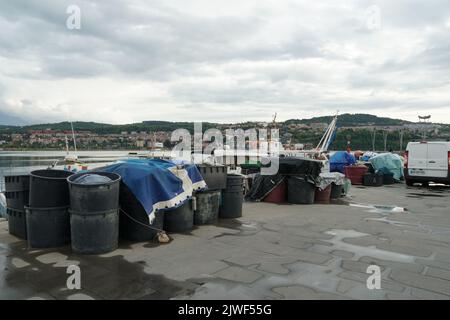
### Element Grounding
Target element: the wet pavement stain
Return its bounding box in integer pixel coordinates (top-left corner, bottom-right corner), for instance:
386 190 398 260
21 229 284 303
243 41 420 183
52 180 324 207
407 193 445 198
143 240 170 249
0 240 198 300
175 225 200 237
330 198 351 206
212 219 262 239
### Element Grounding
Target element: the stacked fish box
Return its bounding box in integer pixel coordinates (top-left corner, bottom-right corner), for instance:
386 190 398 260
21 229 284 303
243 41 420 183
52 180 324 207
195 164 227 224
4 175 30 239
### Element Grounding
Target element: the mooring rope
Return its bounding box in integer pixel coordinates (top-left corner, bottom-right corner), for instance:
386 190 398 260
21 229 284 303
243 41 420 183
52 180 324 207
119 208 165 233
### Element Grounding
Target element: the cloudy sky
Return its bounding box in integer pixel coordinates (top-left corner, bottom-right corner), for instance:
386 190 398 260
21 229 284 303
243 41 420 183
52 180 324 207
0 0 449 125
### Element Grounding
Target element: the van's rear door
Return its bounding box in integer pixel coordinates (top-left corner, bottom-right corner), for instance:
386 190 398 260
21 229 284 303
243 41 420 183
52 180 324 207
408 143 428 177
427 143 448 178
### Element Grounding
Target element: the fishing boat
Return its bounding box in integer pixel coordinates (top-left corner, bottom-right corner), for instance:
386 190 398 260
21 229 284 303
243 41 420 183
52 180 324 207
211 113 339 173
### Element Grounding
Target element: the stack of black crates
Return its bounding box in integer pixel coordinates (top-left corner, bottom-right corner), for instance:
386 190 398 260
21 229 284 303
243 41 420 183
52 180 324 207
4 175 30 239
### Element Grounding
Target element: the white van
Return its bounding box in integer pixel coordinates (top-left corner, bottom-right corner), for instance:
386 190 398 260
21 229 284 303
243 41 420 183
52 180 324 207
404 141 450 186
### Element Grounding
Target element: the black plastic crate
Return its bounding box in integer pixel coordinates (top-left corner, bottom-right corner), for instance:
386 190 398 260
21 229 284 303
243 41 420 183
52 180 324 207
5 175 30 192
6 207 27 239
5 190 29 210
363 173 383 187
197 165 227 190
383 173 395 185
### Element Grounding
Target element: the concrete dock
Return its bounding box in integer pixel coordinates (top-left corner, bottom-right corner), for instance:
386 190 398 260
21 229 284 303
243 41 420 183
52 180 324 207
1 183 449 300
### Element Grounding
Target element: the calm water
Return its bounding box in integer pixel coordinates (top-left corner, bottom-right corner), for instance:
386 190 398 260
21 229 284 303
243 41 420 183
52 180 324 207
0 150 141 191
0 150 150 217
0 150 174 217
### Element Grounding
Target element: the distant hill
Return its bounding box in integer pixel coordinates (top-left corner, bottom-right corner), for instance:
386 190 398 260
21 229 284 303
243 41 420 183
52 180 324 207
23 121 115 131
0 120 218 134
0 113 425 135
286 113 412 127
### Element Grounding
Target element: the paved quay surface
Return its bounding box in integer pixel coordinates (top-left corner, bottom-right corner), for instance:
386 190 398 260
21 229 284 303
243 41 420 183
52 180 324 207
1 183 449 300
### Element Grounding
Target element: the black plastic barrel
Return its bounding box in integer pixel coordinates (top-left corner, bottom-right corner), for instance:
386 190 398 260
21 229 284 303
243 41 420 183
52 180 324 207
70 209 119 254
194 190 221 225
119 183 164 241
219 174 244 219
330 183 343 199
68 172 121 212
225 174 244 192
287 176 316 204
219 191 243 218
29 170 74 207
6 208 27 239
25 206 70 248
67 172 121 254
163 200 194 233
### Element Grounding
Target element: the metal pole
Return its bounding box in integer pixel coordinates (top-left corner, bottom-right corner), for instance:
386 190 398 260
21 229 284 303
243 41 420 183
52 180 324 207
399 130 404 151
371 128 376 151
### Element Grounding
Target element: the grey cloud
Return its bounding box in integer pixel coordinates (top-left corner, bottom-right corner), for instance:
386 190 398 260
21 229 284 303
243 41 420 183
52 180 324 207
0 0 449 124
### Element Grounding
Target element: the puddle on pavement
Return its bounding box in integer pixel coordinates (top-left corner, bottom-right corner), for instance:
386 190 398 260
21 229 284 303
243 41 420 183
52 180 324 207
182 244 386 300
323 229 416 263
183 227 419 300
349 203 407 215
364 216 420 229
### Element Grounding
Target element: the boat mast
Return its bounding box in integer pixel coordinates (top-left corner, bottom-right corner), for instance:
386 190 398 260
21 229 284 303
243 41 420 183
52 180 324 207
65 135 70 156
315 111 338 152
70 121 77 153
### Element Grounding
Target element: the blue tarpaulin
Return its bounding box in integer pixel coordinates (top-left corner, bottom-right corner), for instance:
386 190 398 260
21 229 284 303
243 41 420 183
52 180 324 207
101 159 206 222
330 151 356 173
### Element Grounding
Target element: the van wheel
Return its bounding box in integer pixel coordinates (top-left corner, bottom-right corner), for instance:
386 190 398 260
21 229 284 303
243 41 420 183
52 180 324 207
405 179 415 186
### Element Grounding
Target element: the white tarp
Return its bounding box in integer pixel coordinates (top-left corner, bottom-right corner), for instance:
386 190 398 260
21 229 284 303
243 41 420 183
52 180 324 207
317 172 346 190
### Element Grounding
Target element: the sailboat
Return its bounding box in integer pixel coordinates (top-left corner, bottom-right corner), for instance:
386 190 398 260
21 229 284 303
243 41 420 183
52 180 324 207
64 122 78 163
61 122 90 172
